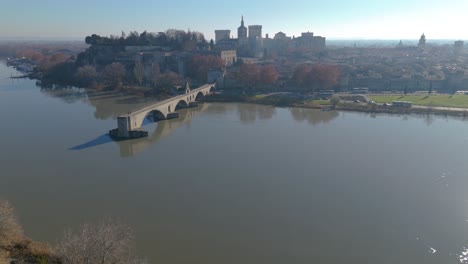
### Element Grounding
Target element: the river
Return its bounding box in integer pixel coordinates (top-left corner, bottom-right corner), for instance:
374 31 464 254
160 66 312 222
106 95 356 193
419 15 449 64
2 61 468 263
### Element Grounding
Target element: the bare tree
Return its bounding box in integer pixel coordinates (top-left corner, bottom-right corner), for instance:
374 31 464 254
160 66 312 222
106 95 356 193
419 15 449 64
133 61 144 86
103 62 126 88
0 199 23 247
56 219 144 264
75 65 97 87
150 63 160 88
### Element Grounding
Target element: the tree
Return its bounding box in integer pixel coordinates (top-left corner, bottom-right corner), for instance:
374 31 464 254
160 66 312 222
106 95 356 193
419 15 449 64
150 63 160 87
133 61 144 86
0 200 23 247
158 71 182 90
56 219 144 264
75 65 97 87
293 64 340 91
103 62 126 88
259 65 279 85
187 54 224 82
330 96 340 108
209 39 214 50
239 63 259 86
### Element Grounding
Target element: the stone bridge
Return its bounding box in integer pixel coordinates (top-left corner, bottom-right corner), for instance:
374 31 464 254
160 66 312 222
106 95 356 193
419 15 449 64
110 83 214 139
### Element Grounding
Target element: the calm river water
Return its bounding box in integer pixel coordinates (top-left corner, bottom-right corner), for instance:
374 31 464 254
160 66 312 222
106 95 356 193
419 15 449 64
2 61 468 263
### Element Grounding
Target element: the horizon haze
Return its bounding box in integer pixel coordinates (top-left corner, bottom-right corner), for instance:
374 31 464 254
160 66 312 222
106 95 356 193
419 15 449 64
2 0 468 41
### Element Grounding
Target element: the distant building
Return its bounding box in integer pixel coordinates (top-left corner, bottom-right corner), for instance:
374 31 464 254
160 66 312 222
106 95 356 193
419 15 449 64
216 38 238 51
237 16 248 40
274 32 289 41
294 31 326 51
219 50 237 66
454 40 464 56
215 30 231 44
248 25 262 39
418 33 426 48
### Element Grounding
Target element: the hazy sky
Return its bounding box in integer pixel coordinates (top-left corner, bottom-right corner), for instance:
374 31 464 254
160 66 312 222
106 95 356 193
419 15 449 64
2 0 467 41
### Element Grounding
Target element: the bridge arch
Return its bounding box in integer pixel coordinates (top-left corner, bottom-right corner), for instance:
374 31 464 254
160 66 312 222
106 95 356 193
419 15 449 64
195 91 205 101
147 109 166 122
175 99 188 110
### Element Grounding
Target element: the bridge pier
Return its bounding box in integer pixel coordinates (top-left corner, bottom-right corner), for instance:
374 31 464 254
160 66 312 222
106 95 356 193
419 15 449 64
109 116 149 140
166 112 179 119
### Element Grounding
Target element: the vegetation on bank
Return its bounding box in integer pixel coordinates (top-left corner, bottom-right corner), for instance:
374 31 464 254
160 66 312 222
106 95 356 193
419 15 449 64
0 199 145 264
204 92 468 118
370 94 468 108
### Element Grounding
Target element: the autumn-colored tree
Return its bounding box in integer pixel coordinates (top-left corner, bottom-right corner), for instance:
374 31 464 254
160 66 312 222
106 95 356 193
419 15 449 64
38 53 70 72
16 49 44 62
103 62 126 88
259 65 279 85
293 64 339 91
133 61 144 86
49 53 69 64
238 64 279 86
239 63 259 86
187 54 224 82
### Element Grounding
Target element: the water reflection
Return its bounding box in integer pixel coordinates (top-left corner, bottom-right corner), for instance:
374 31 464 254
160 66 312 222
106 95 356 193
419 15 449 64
39 85 88 104
237 104 276 124
118 103 225 157
289 107 339 125
40 86 160 120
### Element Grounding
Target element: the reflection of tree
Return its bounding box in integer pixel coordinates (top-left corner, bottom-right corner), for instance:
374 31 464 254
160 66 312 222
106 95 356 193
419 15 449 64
87 92 158 120
424 114 435 126
258 106 276 120
202 103 236 114
237 104 276 124
238 104 258 124
39 86 87 104
289 108 339 125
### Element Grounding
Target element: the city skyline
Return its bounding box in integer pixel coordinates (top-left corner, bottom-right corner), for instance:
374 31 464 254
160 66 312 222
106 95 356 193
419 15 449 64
2 0 468 41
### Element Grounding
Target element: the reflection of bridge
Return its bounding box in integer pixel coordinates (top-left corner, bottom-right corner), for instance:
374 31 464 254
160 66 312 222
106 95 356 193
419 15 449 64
110 83 214 139
118 103 210 157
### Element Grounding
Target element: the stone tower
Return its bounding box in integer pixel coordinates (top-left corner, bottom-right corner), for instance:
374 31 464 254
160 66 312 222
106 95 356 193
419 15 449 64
238 16 247 40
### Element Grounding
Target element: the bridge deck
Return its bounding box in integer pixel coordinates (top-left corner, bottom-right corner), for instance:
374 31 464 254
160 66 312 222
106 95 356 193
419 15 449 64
121 84 212 117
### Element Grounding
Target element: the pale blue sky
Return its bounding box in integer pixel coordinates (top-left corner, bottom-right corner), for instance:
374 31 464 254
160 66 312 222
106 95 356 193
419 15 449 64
1 0 467 41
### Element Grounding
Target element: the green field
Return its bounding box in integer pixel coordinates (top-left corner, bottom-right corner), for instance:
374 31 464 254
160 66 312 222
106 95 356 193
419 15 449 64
306 99 331 105
370 94 468 108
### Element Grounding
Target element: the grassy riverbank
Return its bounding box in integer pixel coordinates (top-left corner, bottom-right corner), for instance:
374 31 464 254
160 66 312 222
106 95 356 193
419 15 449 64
370 94 468 108
204 93 468 117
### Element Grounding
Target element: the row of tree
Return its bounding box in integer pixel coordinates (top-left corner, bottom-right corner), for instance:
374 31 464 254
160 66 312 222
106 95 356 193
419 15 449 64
292 64 340 90
74 62 183 91
85 30 208 51
238 63 280 86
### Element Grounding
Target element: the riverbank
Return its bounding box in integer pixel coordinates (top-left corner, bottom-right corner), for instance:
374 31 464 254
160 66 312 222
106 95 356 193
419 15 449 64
204 93 468 118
